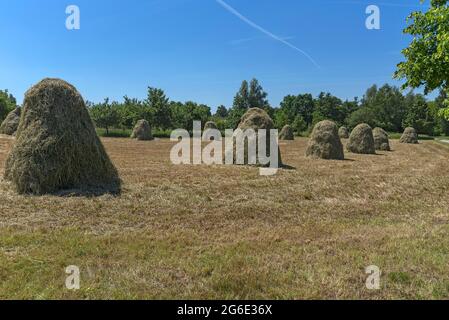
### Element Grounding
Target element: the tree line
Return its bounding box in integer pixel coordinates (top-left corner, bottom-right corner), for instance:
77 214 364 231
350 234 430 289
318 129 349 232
2 78 449 137
87 78 449 137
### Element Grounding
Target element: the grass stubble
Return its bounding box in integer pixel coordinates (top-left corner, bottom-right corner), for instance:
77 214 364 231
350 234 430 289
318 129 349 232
0 135 448 299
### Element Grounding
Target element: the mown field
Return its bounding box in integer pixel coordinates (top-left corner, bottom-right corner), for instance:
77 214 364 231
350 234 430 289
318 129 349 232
0 135 449 299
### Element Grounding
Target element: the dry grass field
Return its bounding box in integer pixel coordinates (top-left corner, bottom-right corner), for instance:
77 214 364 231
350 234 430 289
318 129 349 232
0 135 449 299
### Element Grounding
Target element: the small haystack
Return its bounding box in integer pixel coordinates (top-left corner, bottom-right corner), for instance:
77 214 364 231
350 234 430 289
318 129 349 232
203 121 220 140
131 119 153 141
306 120 344 160
399 127 419 144
279 125 294 140
347 123 376 154
232 107 282 167
0 107 21 136
204 121 218 130
338 126 349 139
4 78 120 195
373 127 391 151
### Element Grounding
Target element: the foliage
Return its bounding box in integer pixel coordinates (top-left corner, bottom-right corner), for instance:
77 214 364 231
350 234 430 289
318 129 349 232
145 87 171 130
0 89 17 122
394 0 449 118
89 98 120 135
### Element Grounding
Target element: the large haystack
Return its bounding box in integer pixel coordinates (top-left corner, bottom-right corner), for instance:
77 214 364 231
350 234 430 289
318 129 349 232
131 119 153 141
373 127 391 151
347 124 375 154
338 126 349 139
232 107 282 167
306 120 344 160
0 107 21 136
279 125 294 140
4 78 120 195
399 127 419 144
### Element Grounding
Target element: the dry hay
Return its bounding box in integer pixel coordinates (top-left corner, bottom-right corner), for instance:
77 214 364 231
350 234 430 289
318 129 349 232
306 120 344 160
400 127 419 144
204 121 218 130
0 107 21 136
4 78 121 195
347 123 376 154
338 126 349 139
232 107 282 167
203 121 220 141
131 119 153 141
279 125 294 140
373 127 391 151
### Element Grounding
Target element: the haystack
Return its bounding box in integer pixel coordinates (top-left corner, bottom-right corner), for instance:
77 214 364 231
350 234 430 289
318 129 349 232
131 119 153 141
0 107 21 136
306 120 344 160
347 123 375 154
232 107 282 167
4 78 120 195
373 127 391 151
204 121 218 130
399 127 418 144
338 126 349 139
279 125 294 140
203 121 221 140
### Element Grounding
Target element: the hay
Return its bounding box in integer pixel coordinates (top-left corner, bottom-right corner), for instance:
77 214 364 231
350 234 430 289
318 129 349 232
233 107 282 167
203 121 221 141
338 126 349 139
373 127 391 151
347 123 376 154
131 119 153 141
400 127 419 144
4 78 121 195
279 125 294 140
0 107 21 136
306 120 344 160
204 121 218 130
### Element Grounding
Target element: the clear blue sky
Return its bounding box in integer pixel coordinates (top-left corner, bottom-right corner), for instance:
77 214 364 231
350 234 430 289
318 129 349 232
0 0 431 111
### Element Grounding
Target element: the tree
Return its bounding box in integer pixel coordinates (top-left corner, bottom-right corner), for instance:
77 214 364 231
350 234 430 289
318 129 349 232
292 115 307 135
228 78 271 128
215 105 228 118
90 98 120 135
146 87 171 130
394 0 449 118
312 92 345 126
279 93 315 127
170 101 211 131
118 96 151 129
0 89 17 122
358 84 406 132
402 93 434 134
248 78 270 109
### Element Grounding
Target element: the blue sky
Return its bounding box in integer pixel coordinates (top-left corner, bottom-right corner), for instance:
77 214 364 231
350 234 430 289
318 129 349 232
0 0 431 111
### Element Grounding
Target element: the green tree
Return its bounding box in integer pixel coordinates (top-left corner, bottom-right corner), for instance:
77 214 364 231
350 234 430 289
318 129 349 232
215 105 228 118
146 87 171 130
228 78 271 128
90 98 120 135
312 92 345 126
402 93 434 134
394 0 449 118
0 89 17 121
248 78 270 109
292 115 307 135
358 84 406 132
118 96 151 129
279 93 315 126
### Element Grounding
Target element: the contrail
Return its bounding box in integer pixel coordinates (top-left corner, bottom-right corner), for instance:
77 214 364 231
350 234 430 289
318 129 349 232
216 0 321 69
